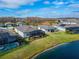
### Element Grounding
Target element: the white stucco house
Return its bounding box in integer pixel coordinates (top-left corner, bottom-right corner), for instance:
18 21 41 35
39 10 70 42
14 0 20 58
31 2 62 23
54 24 79 32
38 25 57 33
15 26 35 38
54 25 66 31
55 19 78 31
16 22 25 26
15 25 45 38
59 19 77 24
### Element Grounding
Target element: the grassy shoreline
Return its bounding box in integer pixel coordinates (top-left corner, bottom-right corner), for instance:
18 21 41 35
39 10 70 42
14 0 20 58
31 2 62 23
32 42 68 59
1 32 79 59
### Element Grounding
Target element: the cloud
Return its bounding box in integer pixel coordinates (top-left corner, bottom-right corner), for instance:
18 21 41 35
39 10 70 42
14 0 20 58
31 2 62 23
0 4 20 8
33 7 58 15
69 4 79 8
52 1 70 5
72 11 79 13
43 1 68 5
13 7 59 17
16 9 31 14
0 8 32 17
43 1 50 4
0 0 39 8
53 2 65 5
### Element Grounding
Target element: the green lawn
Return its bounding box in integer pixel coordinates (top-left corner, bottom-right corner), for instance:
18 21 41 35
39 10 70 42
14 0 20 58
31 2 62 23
1 32 79 59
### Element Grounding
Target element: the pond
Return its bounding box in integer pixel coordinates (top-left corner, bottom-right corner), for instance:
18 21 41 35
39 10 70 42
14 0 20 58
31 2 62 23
34 40 79 59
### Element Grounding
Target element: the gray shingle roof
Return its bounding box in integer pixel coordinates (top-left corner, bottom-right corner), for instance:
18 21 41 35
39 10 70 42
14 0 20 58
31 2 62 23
16 25 37 32
60 19 79 23
59 24 79 28
38 25 55 30
0 29 16 44
65 24 79 28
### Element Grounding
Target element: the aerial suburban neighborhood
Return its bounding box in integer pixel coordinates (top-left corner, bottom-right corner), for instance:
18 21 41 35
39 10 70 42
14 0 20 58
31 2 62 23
0 18 79 51
0 18 79 59
0 17 78 48
0 0 79 59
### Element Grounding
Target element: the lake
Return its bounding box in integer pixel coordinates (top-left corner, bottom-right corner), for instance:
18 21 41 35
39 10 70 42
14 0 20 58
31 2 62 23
35 40 79 59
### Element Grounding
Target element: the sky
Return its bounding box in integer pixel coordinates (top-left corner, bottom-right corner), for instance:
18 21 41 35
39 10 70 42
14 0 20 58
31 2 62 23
0 0 79 18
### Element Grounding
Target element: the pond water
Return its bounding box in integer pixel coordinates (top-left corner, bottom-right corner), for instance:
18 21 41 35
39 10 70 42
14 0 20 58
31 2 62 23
35 40 79 59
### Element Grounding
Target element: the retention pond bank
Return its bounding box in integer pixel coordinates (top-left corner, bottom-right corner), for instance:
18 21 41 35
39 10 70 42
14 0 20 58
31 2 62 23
34 40 79 59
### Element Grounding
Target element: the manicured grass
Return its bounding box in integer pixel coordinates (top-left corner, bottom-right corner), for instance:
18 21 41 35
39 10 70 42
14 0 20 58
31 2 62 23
1 32 79 59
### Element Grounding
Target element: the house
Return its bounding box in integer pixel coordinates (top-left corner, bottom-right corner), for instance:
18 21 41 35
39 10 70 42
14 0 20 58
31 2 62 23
54 18 79 31
59 19 77 24
65 24 79 34
54 24 79 33
5 22 13 27
0 23 5 27
5 22 18 27
0 29 17 45
54 24 66 31
15 25 45 38
16 22 25 26
38 25 57 33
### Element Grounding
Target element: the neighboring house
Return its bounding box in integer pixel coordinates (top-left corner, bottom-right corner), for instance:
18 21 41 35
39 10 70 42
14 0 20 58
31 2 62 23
5 22 18 27
16 22 25 26
65 24 79 34
5 22 17 30
54 24 79 33
15 25 45 38
0 23 5 27
59 19 77 24
54 24 66 31
38 25 57 33
0 29 17 45
5 22 13 27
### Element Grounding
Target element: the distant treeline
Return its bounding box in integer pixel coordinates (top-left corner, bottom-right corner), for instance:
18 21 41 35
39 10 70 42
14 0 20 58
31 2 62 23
0 17 24 23
0 17 79 25
24 17 59 25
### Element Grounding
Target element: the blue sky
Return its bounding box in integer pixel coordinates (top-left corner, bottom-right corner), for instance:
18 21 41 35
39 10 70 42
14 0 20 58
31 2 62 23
0 0 79 18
